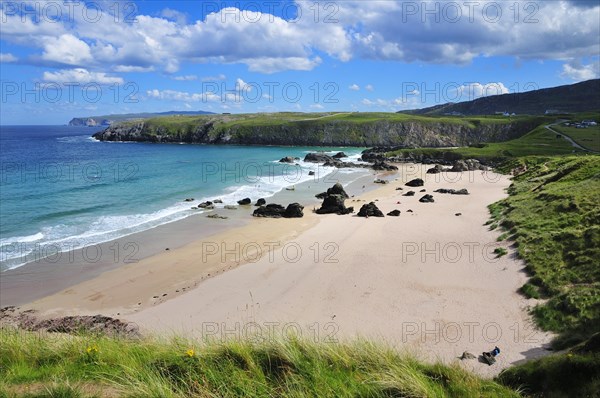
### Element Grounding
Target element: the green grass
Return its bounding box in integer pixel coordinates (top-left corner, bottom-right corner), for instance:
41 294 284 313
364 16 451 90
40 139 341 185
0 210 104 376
388 124 582 162
486 156 600 348
0 329 521 398
497 333 600 398
494 248 508 258
554 124 600 152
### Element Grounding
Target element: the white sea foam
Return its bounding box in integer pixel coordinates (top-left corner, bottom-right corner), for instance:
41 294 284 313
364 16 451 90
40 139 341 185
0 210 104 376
0 152 366 271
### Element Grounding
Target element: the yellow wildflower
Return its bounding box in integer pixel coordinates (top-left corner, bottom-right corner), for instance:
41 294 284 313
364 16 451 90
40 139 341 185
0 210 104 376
86 345 99 354
186 348 195 357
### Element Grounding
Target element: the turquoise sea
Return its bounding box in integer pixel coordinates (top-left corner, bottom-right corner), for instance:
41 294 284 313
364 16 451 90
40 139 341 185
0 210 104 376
0 125 367 271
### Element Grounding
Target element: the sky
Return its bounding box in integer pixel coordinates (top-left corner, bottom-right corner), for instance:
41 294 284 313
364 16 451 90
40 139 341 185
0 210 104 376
1 0 599 124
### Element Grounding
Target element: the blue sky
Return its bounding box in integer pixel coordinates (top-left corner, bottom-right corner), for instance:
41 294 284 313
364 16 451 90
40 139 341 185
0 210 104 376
1 0 599 124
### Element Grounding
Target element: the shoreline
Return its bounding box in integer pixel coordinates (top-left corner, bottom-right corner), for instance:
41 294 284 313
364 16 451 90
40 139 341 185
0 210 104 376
0 166 375 307
4 164 553 377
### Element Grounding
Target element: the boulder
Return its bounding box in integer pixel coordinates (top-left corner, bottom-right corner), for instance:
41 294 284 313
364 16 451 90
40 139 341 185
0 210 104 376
284 203 304 218
434 188 470 195
455 213 462 216
308 171 316 176
304 153 334 163
237 198 252 205
198 201 213 208
372 160 398 171
374 179 388 184
327 182 350 199
358 202 384 217
279 156 296 163
253 204 286 218
387 210 401 217
450 159 487 172
407 209 414 213
403 191 416 197
426 164 445 174
419 194 435 203
316 194 353 215
332 152 347 159
207 214 228 219
395 187 403 191
253 203 304 218
213 199 223 204
405 178 424 187
420 189 426 192
184 198 194 202
255 198 267 206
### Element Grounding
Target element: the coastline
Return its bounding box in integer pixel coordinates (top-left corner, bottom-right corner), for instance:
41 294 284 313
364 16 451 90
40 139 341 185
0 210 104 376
0 165 375 307
8 163 554 377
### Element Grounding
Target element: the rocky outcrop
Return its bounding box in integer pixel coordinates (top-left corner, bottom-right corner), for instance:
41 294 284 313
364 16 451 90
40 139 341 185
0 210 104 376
315 183 353 215
450 159 488 172
255 198 266 206
279 156 296 163
358 202 384 217
434 188 470 195
253 203 304 218
333 152 347 159
0 307 139 338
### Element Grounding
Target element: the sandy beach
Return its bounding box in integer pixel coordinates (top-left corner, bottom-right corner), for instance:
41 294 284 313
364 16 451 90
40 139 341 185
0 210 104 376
12 164 553 377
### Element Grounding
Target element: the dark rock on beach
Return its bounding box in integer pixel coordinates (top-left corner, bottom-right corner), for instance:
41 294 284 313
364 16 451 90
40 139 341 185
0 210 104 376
450 159 489 172
237 198 252 205
358 202 384 217
387 210 401 217
253 203 304 218
374 179 388 184
434 188 470 195
284 203 304 218
279 156 296 163
305 153 334 163
419 194 435 203
405 178 425 187
316 194 353 215
372 160 398 171
403 191 416 197
332 152 347 159
315 183 353 215
255 198 267 206
198 201 213 208
427 164 445 174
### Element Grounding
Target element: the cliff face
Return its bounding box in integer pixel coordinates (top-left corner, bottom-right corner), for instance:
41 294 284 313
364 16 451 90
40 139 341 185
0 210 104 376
93 119 539 147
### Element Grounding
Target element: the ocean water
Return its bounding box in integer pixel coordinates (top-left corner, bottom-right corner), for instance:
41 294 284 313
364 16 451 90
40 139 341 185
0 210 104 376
0 125 367 271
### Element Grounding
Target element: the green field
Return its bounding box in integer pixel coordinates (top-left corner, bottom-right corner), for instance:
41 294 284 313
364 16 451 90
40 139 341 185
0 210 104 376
554 124 600 152
387 125 583 161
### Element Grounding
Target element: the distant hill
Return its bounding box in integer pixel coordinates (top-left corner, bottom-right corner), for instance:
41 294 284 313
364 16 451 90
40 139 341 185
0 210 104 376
399 79 600 116
68 110 215 126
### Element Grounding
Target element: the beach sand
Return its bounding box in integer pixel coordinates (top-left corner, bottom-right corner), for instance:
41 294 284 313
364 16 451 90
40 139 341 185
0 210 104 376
15 164 553 377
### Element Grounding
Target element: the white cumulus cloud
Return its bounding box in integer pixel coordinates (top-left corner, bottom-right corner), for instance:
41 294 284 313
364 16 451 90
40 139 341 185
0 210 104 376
42 68 124 85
